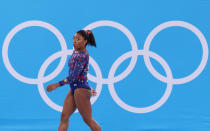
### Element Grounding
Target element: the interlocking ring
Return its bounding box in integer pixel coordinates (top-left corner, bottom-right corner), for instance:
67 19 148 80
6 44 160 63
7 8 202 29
2 20 208 113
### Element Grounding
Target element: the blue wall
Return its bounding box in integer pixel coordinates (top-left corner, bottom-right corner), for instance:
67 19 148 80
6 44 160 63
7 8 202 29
0 0 210 130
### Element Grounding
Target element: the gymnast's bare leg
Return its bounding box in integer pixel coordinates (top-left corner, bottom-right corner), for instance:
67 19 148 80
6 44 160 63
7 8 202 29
74 88 101 131
58 90 76 131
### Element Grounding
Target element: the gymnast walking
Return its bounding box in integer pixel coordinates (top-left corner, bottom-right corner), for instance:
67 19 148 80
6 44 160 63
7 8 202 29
46 30 101 131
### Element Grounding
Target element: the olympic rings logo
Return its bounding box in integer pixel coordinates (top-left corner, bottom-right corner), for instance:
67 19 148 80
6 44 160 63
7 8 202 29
2 20 209 113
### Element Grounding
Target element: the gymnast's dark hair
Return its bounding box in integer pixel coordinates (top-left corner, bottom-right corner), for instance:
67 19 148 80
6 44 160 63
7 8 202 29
76 30 96 47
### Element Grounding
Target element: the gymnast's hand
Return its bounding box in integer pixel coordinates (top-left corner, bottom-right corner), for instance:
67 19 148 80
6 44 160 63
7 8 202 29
47 83 59 92
91 88 97 96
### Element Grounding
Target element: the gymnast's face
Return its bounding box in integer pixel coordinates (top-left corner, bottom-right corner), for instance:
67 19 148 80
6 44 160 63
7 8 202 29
73 33 87 51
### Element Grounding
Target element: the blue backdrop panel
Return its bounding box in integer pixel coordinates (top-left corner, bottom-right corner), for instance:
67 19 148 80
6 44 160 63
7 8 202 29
0 0 210 130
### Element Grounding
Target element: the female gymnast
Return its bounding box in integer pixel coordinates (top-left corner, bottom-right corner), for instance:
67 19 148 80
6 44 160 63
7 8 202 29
46 30 101 131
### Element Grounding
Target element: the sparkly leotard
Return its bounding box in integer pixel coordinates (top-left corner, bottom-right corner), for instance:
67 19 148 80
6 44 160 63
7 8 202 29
59 50 91 94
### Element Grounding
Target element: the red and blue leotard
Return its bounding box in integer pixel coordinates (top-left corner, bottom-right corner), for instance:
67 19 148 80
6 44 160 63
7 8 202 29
59 50 91 94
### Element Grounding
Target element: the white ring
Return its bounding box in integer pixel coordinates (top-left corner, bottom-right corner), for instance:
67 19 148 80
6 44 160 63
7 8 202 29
37 50 103 112
143 21 208 84
83 20 138 84
108 50 173 113
2 21 68 84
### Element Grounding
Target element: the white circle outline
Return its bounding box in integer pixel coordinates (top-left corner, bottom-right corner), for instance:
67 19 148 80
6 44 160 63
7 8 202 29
2 21 68 84
37 50 103 112
108 50 173 113
83 20 138 84
143 21 208 84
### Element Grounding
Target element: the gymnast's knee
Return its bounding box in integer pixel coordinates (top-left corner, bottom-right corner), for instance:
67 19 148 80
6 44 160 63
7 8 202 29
83 117 93 125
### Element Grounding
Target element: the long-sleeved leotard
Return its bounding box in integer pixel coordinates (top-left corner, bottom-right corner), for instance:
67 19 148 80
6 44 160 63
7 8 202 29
59 50 91 94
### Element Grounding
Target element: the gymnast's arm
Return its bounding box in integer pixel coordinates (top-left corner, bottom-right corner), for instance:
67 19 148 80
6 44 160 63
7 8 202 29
46 55 86 92
59 55 86 86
